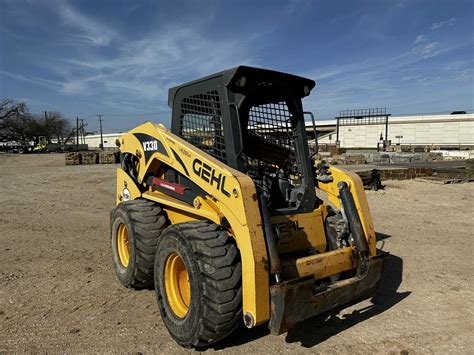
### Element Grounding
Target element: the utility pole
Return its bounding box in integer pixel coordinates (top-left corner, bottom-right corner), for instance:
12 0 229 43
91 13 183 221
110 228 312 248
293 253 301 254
79 119 86 144
97 114 104 150
76 116 79 151
44 111 49 143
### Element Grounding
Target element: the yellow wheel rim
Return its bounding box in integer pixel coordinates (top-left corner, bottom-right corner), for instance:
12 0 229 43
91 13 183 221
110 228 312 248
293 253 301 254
117 223 130 267
164 253 190 318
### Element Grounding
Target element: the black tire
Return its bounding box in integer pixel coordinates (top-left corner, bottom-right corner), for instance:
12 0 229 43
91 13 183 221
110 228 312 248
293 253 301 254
111 199 167 288
154 221 242 348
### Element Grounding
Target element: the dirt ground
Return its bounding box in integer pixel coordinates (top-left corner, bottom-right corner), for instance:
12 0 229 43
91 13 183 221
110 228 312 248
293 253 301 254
1 154 473 353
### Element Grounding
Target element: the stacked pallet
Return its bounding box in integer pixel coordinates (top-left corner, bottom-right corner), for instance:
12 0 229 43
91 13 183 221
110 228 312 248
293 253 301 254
64 150 120 165
330 147 347 155
99 151 116 164
465 159 474 172
81 152 98 164
65 152 81 165
330 154 366 165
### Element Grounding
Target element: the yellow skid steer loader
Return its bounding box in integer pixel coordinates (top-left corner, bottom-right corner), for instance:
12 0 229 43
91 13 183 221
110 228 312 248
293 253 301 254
110 66 384 348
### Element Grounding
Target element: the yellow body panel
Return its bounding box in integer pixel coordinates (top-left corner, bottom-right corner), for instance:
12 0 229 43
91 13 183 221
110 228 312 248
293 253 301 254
163 208 203 225
281 246 357 279
143 191 221 224
317 166 377 257
271 208 328 254
116 168 141 204
117 122 270 325
116 122 377 325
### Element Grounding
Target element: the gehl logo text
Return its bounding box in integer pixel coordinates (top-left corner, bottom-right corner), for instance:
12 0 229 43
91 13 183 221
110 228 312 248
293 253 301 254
192 158 230 197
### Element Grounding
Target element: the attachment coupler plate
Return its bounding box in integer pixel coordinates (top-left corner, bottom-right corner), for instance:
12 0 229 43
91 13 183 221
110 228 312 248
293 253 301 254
268 257 383 334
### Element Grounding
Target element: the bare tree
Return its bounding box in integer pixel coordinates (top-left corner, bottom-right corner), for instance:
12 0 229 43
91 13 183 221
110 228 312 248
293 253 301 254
44 111 73 144
0 99 31 142
1 99 74 145
3 114 37 142
0 99 27 120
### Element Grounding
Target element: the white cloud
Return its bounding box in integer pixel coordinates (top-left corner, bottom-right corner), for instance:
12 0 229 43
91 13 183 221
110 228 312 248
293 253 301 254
3 1 470 120
395 1 407 9
29 18 259 115
431 18 456 30
455 69 472 81
0 70 62 90
401 75 421 81
413 41 443 59
57 2 117 46
300 38 471 116
0 0 260 114
283 0 308 15
414 34 426 44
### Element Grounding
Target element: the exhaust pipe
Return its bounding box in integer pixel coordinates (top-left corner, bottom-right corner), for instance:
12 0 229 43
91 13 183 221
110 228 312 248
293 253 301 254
337 182 369 255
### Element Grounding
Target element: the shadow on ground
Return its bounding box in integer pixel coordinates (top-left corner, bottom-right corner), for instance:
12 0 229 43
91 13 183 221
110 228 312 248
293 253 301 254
214 248 409 350
376 232 392 252
376 232 392 241
284 252 410 348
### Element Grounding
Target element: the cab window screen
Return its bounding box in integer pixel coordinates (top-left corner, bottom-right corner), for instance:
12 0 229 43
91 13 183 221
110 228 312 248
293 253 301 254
179 90 226 163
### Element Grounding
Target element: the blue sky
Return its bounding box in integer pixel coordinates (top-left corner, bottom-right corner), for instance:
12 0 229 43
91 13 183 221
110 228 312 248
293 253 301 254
0 0 473 133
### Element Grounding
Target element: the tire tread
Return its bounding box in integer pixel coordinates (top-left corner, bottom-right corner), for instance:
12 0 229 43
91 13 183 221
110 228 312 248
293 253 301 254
159 221 242 348
113 199 167 288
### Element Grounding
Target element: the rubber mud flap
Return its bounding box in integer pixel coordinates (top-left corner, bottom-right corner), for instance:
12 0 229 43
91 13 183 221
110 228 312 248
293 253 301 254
269 258 383 335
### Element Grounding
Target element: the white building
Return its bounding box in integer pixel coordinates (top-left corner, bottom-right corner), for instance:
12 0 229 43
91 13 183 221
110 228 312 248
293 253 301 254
84 133 122 150
317 113 474 148
83 113 473 150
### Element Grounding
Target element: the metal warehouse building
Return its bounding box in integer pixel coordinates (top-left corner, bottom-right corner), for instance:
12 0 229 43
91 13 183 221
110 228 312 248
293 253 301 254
83 113 473 151
317 113 474 149
84 133 121 149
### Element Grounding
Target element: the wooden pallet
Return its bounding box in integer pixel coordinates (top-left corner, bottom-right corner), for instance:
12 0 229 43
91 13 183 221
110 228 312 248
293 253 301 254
80 152 98 165
99 151 116 164
65 152 81 165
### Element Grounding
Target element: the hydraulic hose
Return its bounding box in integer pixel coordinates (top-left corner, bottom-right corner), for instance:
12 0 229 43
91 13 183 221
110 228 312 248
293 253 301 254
258 193 282 283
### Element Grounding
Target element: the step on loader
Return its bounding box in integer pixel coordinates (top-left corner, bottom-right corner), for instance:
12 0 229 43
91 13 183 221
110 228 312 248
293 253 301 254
110 66 384 348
